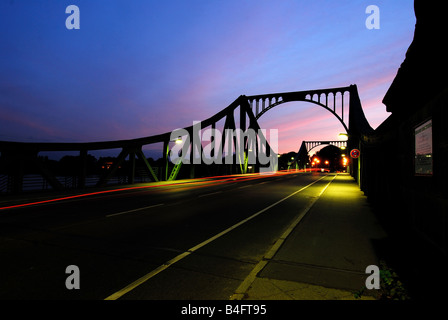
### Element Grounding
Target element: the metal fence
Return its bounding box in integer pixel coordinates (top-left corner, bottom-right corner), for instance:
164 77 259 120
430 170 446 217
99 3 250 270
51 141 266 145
0 168 157 194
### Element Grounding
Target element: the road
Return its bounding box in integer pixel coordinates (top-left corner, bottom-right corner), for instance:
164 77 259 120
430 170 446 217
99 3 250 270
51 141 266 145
0 171 334 300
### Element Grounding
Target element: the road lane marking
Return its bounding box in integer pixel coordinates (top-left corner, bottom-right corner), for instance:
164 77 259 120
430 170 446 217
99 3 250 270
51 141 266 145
105 203 165 218
104 174 329 300
229 174 337 300
197 191 223 198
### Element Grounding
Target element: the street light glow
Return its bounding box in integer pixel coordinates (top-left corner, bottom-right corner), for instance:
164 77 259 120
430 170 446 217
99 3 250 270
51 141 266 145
338 133 348 141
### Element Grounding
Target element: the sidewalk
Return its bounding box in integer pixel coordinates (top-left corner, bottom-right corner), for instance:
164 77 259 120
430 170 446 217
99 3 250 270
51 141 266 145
235 173 388 300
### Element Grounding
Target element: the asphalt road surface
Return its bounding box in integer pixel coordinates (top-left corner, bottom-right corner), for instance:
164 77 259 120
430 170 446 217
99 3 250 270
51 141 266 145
0 171 334 300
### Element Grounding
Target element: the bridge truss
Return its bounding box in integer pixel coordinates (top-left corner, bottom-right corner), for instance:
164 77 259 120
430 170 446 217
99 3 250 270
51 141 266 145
0 84 372 194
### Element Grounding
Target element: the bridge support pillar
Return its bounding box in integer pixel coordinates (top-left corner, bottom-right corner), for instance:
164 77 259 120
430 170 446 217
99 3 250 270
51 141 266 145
128 150 136 184
78 149 87 189
3 151 26 194
162 140 169 181
189 165 195 179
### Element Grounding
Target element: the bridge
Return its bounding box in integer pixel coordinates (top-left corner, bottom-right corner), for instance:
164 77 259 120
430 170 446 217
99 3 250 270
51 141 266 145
300 140 348 152
0 83 384 301
0 84 372 194
1 1 444 302
286 140 348 170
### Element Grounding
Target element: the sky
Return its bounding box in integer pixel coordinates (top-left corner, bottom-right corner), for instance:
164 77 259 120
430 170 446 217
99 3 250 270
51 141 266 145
0 0 416 159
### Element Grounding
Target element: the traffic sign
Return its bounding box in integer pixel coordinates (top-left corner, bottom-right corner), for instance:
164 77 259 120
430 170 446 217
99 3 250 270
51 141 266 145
350 149 360 158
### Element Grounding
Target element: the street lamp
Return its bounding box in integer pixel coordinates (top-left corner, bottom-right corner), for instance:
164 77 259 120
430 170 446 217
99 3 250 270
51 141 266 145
338 133 348 141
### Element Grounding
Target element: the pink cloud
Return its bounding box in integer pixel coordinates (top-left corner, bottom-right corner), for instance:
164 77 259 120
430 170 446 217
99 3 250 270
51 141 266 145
0 108 64 141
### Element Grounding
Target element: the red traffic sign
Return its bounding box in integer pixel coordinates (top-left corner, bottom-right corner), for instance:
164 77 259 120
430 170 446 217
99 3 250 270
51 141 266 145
350 149 360 158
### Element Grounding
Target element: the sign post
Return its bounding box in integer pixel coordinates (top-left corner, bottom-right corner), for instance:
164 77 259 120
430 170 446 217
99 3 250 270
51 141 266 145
350 149 360 159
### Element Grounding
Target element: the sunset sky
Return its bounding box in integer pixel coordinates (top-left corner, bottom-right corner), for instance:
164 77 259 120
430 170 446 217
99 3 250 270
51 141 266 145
0 1 416 158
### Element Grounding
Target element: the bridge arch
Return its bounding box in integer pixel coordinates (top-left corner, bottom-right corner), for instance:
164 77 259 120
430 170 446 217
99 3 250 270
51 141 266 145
305 140 348 153
247 86 356 135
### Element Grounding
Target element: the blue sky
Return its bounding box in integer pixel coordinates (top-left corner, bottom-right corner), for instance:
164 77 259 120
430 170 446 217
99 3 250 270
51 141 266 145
0 0 416 157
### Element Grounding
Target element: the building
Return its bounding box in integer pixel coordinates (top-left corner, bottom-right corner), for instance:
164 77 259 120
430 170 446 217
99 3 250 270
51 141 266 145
362 0 448 298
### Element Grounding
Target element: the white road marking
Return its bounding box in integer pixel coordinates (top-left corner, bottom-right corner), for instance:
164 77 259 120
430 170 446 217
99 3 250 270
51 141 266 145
197 191 223 198
104 175 329 300
105 203 165 218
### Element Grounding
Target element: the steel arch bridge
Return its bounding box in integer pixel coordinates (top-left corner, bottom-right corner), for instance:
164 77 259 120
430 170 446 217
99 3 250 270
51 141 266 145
301 140 348 153
290 140 348 169
247 84 372 136
0 84 372 194
249 87 350 132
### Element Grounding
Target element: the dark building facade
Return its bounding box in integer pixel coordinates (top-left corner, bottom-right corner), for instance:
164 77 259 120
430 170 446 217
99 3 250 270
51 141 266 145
361 0 448 298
